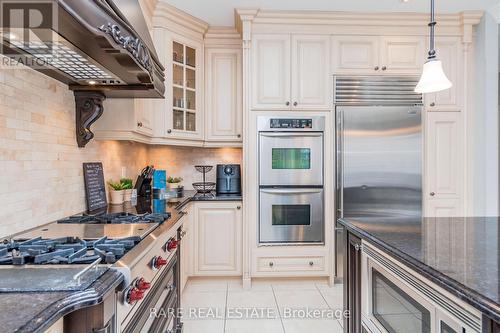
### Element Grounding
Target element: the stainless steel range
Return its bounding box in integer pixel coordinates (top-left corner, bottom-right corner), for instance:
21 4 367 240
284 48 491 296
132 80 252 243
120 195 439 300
0 209 184 333
258 116 325 244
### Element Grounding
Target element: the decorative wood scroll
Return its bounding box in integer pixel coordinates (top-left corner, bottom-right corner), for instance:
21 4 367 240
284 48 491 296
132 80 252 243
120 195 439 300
75 91 106 148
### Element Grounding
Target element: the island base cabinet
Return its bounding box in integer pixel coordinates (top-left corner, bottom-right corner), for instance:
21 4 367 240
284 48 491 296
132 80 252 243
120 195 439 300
193 202 242 276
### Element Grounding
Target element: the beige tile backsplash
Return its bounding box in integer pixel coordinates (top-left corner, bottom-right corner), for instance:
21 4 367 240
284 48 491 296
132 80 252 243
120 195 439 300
0 67 242 238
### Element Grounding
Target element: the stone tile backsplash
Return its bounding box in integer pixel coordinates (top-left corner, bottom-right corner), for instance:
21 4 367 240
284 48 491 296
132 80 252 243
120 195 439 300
0 66 242 238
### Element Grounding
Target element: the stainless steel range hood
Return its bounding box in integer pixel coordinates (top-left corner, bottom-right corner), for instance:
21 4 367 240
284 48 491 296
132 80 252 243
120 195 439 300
0 0 165 147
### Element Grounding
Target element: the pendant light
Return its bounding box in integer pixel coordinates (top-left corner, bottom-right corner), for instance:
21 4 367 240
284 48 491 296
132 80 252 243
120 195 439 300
415 0 452 93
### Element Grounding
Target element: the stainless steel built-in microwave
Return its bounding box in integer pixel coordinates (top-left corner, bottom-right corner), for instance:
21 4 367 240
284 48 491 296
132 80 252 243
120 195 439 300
361 244 482 333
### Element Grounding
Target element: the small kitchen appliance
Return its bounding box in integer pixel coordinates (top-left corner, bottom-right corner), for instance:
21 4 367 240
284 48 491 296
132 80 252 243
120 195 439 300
258 116 325 244
216 164 241 195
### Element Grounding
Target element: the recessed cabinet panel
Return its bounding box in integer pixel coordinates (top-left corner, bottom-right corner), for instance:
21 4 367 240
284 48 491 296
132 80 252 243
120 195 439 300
205 49 242 142
331 36 379 73
380 36 425 73
252 34 291 110
291 35 331 109
425 199 462 217
194 202 242 275
426 37 461 111
426 112 462 199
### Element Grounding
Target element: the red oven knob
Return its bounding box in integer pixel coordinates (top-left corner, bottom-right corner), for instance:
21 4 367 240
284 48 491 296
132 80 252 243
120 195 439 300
135 278 151 291
153 256 167 269
127 288 144 304
167 239 178 252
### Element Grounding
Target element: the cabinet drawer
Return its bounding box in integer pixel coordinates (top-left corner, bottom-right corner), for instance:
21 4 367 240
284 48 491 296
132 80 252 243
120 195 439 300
256 256 325 272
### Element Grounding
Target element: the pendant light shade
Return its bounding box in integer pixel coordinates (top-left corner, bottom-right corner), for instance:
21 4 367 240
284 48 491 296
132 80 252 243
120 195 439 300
415 0 452 93
415 59 452 93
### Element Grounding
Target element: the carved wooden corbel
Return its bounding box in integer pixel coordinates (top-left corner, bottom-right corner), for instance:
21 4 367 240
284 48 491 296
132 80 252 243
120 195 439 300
75 91 106 148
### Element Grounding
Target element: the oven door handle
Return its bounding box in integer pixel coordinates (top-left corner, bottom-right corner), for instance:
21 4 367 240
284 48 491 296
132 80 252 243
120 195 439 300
259 132 323 138
260 188 323 194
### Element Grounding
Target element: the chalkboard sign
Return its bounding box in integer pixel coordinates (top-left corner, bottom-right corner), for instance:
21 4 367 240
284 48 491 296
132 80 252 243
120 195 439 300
83 162 107 212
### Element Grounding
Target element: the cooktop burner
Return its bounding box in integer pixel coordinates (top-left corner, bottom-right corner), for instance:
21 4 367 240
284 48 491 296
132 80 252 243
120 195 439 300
57 212 171 224
0 236 139 265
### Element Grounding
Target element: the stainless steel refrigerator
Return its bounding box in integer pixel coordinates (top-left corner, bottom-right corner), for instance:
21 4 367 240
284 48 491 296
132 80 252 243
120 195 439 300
334 76 423 281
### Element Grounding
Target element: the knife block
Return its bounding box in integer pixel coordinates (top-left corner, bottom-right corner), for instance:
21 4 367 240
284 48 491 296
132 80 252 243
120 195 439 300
134 175 152 197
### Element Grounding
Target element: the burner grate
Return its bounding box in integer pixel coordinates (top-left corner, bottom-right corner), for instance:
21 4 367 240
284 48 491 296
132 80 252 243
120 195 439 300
0 236 140 265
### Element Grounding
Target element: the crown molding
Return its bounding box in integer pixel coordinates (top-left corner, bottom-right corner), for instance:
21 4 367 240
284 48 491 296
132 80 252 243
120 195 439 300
153 1 209 37
205 27 241 47
244 9 483 27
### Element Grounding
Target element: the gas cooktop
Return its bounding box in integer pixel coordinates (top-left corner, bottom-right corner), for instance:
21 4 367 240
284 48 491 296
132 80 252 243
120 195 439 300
0 236 139 265
57 211 171 224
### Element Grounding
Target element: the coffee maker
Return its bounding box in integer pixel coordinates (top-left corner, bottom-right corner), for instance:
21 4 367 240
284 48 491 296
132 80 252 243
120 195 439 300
216 164 241 195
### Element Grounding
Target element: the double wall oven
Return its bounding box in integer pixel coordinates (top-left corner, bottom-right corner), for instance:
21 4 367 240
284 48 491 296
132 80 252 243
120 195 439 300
258 116 325 244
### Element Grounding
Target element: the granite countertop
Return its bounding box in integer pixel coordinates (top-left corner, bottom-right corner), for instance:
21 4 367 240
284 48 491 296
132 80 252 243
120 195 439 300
339 216 500 322
0 269 123 333
171 190 242 210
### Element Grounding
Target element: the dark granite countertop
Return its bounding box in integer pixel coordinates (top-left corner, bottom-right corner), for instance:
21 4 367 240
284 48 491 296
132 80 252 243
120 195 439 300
172 190 242 210
0 269 123 333
339 216 500 322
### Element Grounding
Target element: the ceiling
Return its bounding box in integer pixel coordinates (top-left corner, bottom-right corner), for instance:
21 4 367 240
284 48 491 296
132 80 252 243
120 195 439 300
162 0 499 26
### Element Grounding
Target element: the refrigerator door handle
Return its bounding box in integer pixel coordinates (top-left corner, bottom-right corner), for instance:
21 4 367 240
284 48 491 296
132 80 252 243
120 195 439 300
335 107 344 217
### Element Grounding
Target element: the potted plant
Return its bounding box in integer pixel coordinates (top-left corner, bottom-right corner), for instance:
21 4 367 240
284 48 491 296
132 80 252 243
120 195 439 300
108 180 125 204
167 176 183 189
121 178 134 201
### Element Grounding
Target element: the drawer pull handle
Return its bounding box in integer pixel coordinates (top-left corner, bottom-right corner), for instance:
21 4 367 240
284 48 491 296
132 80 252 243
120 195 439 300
309 261 314 266
269 262 274 267
430 192 435 196
237 206 241 210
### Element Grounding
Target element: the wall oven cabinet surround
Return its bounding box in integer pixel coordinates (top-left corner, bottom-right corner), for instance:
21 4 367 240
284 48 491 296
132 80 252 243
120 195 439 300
360 243 483 333
258 116 325 244
252 34 331 111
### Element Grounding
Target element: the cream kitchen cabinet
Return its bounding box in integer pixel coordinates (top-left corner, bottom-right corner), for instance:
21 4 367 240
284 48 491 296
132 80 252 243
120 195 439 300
164 33 204 141
331 36 380 73
93 98 155 140
193 202 242 276
425 37 462 111
205 48 243 143
424 111 464 216
252 34 331 110
332 35 424 75
179 205 193 293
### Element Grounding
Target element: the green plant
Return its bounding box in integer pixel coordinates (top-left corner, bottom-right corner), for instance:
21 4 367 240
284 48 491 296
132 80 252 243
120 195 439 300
120 178 133 190
167 176 183 183
108 180 125 191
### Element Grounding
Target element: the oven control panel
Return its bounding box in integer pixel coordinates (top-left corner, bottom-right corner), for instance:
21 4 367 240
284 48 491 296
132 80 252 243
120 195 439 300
270 118 313 129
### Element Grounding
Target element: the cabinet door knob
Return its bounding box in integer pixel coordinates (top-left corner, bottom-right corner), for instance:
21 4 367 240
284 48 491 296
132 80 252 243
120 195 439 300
430 102 436 107
374 66 379 71
237 134 241 138
237 206 241 210
293 102 298 106
137 122 143 127
382 66 387 71
286 101 290 106
269 262 274 267
430 192 435 196
167 129 172 134
309 261 314 266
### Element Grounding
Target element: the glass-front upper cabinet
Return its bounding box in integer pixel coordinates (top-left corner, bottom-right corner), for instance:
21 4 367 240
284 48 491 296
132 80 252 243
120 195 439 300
166 34 203 140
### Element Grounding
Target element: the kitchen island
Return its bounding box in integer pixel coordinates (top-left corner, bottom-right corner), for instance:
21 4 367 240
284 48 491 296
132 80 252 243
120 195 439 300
339 216 499 333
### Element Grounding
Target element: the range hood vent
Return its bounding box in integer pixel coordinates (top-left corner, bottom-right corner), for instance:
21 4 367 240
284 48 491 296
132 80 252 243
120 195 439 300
0 0 165 147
